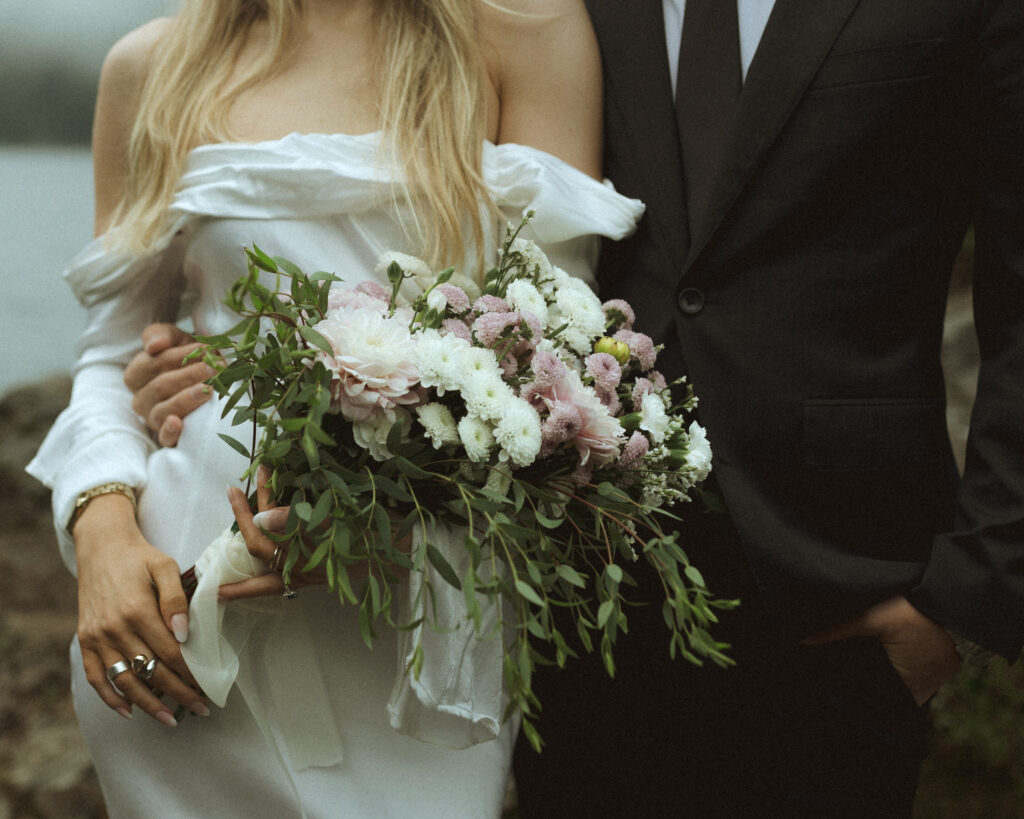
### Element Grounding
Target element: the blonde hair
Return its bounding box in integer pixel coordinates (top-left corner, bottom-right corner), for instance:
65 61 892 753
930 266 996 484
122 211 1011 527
113 0 491 267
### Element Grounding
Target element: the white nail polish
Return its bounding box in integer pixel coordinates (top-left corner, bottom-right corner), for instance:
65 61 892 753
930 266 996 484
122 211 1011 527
191 702 212 717
172 613 189 643
116 707 133 720
156 711 178 727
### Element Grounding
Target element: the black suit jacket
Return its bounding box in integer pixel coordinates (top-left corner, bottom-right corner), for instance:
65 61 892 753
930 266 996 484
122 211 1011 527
586 0 1024 658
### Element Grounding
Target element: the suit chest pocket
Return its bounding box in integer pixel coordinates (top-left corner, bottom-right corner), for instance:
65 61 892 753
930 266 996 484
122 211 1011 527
808 39 950 91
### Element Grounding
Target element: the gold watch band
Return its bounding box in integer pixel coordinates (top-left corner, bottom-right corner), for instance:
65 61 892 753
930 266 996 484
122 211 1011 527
69 482 138 531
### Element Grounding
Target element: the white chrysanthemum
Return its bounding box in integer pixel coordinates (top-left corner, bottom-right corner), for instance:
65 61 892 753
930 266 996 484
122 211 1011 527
462 371 515 421
494 398 542 466
415 402 459 449
460 346 503 378
505 279 550 328
510 238 554 278
639 392 671 444
555 278 605 339
352 408 410 462
412 329 469 395
458 414 496 462
684 421 713 482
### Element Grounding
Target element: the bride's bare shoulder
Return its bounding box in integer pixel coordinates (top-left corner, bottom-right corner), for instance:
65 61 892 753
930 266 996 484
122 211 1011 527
92 17 175 234
98 17 174 103
477 0 601 177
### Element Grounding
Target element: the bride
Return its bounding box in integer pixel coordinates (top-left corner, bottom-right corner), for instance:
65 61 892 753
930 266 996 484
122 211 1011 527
28 0 643 815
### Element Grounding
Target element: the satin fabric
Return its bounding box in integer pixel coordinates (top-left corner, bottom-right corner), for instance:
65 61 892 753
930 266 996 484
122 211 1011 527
29 133 643 818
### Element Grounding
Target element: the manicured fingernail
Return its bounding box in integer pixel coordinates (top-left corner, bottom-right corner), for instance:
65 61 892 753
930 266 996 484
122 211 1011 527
190 702 211 717
253 511 272 529
116 706 133 720
172 613 189 643
156 710 178 727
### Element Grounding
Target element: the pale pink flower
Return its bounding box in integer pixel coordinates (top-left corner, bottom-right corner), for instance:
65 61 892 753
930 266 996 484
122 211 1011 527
312 308 422 423
649 370 668 392
355 280 391 302
472 294 510 314
529 349 567 388
499 352 519 379
632 377 656 411
528 368 624 468
618 431 649 468
540 400 583 457
602 299 635 331
441 318 472 342
436 284 470 314
615 329 657 371
585 353 622 394
328 287 389 314
473 312 522 347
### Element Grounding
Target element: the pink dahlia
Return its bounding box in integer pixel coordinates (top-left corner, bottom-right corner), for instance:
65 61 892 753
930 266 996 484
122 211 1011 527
312 308 422 422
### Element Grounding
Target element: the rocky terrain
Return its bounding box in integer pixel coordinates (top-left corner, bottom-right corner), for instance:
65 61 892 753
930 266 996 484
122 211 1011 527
1 256 1020 817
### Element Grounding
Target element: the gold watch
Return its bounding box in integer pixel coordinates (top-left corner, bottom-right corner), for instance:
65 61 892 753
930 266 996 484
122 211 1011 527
69 482 138 531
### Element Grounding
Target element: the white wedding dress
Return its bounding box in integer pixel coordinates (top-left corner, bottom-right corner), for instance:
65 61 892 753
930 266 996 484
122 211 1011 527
28 132 643 818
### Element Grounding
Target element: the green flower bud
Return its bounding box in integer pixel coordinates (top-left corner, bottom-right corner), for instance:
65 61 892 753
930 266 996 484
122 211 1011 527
594 336 630 365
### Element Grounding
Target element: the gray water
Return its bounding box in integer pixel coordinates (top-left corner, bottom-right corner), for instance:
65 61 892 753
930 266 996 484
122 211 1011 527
0 146 93 394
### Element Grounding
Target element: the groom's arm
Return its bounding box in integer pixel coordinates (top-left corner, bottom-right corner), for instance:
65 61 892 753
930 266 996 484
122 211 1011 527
124 323 212 447
906 0 1024 662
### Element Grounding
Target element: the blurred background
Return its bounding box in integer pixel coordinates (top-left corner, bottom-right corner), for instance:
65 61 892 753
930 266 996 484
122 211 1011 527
0 2 1020 816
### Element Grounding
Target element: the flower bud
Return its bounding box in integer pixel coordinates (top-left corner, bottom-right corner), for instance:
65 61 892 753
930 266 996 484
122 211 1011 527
594 336 630 365
618 412 642 433
427 289 448 312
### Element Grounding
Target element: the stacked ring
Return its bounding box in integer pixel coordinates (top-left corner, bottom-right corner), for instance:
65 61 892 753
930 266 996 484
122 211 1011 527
106 660 131 682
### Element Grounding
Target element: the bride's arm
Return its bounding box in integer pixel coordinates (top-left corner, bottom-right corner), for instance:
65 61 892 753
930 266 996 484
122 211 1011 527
48 20 209 724
479 0 603 179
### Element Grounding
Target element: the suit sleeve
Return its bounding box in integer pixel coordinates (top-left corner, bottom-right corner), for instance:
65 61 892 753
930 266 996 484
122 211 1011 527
908 0 1024 660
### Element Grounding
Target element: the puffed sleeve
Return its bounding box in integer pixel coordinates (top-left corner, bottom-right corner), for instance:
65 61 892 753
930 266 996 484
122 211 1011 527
26 231 187 574
484 142 645 287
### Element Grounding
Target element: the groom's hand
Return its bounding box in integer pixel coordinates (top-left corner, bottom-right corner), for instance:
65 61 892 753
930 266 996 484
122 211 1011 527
124 323 214 447
804 596 960 705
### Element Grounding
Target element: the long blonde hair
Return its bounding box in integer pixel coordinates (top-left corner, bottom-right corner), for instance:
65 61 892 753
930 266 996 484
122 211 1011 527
112 0 491 266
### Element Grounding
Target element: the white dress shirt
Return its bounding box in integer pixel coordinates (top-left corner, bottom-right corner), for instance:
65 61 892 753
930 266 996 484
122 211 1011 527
663 0 777 92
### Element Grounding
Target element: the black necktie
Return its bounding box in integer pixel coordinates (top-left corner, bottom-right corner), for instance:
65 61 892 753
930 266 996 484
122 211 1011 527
676 0 742 234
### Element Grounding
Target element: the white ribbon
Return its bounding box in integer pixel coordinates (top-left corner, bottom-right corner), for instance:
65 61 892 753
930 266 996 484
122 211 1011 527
180 524 510 774
180 528 344 771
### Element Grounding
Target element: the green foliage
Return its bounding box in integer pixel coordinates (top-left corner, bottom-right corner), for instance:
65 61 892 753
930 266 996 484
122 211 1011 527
190 239 736 750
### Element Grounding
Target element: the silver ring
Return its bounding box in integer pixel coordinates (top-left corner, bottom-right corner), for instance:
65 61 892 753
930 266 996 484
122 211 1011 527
270 545 284 574
131 653 150 674
282 583 298 600
141 657 159 681
106 660 131 682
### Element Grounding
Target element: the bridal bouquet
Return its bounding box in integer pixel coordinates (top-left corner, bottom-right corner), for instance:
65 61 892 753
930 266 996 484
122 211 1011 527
192 215 734 748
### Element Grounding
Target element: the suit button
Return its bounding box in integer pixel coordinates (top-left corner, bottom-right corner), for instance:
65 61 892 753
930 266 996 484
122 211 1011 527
677 287 704 315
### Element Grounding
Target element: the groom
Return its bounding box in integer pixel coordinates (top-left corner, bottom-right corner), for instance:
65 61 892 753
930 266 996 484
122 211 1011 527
509 1 1024 816
126 1 1023 814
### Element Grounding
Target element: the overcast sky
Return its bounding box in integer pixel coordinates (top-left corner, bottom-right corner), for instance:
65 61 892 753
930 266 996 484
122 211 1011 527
1 0 176 73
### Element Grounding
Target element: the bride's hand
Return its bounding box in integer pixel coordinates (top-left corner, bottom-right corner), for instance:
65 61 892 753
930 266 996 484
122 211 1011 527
219 468 411 601
219 472 329 600
73 494 210 724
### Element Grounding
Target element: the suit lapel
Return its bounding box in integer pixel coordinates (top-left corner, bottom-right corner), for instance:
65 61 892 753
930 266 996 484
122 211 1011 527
587 0 689 281
684 0 863 271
